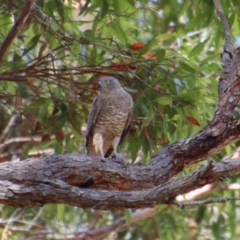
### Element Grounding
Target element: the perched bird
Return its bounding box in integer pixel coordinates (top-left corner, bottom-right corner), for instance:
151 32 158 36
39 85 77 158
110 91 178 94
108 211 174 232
86 76 133 159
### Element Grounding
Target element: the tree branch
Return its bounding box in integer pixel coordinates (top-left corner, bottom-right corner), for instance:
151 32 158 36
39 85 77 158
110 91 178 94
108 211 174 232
0 0 35 66
173 197 240 208
0 114 22 143
1 116 240 193
0 75 28 82
0 156 239 209
212 0 236 124
76 208 157 240
212 49 240 124
213 0 234 63
0 136 41 152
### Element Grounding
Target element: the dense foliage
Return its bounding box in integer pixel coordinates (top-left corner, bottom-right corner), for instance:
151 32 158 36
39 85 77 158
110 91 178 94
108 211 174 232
0 0 240 239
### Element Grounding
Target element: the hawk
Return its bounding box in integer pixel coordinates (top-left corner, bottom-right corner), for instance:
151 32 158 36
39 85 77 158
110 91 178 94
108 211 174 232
86 76 133 159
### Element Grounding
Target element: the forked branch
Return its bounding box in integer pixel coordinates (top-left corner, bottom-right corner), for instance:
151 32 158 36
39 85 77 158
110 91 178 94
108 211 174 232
0 0 35 66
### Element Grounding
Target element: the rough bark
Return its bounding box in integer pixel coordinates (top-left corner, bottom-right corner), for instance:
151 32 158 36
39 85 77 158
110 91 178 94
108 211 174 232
0 157 239 209
0 0 240 211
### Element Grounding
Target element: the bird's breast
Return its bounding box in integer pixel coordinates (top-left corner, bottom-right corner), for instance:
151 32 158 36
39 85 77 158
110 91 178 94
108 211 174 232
93 91 132 135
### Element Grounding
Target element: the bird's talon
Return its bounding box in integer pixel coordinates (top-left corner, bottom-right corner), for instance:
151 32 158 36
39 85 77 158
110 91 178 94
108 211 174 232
111 153 124 163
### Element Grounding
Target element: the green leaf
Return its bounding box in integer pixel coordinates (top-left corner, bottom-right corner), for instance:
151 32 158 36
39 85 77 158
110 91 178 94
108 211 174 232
157 97 172 106
110 24 127 45
138 38 158 55
54 141 63 154
155 204 165 212
130 136 141 162
66 112 82 134
23 97 49 114
44 0 55 17
124 209 132 226
36 0 44 8
178 0 191 18
181 91 200 103
124 87 138 93
120 18 138 29
140 102 150 115
30 139 56 152
112 0 133 13
228 13 235 29
17 83 29 98
55 0 64 23
155 49 166 63
180 62 196 74
89 47 97 64
12 52 22 62
225 145 231 157
22 34 41 57
189 38 209 57
100 0 109 19
57 204 65 221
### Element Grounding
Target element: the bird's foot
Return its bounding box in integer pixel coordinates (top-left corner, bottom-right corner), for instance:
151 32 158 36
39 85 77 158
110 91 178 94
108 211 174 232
111 153 124 163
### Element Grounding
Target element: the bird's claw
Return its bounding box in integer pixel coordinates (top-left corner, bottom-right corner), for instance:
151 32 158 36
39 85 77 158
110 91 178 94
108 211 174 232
111 153 124 163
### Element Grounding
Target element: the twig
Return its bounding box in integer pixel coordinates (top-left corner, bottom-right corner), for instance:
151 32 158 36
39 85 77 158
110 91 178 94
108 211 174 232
212 0 236 109
0 148 54 163
0 0 35 66
0 136 41 152
213 0 234 63
0 115 22 143
74 208 157 240
0 75 28 82
173 197 240 207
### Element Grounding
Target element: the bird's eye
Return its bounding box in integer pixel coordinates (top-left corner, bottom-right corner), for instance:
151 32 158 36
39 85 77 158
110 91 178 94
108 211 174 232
104 79 110 84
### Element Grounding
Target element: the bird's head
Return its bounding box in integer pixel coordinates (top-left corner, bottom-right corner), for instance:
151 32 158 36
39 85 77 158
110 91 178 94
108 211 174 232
98 76 122 93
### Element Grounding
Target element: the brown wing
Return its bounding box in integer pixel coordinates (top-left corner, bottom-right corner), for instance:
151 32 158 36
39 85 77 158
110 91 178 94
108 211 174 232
119 108 133 146
85 95 100 149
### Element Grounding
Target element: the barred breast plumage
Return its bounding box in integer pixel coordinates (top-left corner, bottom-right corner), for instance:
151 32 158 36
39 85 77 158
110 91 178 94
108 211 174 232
85 76 133 158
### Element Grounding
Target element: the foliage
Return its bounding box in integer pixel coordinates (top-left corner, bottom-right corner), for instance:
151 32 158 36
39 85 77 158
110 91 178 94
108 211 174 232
0 0 240 239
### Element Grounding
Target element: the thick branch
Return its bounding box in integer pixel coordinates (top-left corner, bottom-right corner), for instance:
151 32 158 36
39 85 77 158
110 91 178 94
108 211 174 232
212 0 237 125
0 158 239 209
0 120 240 193
0 0 35 66
212 50 240 124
